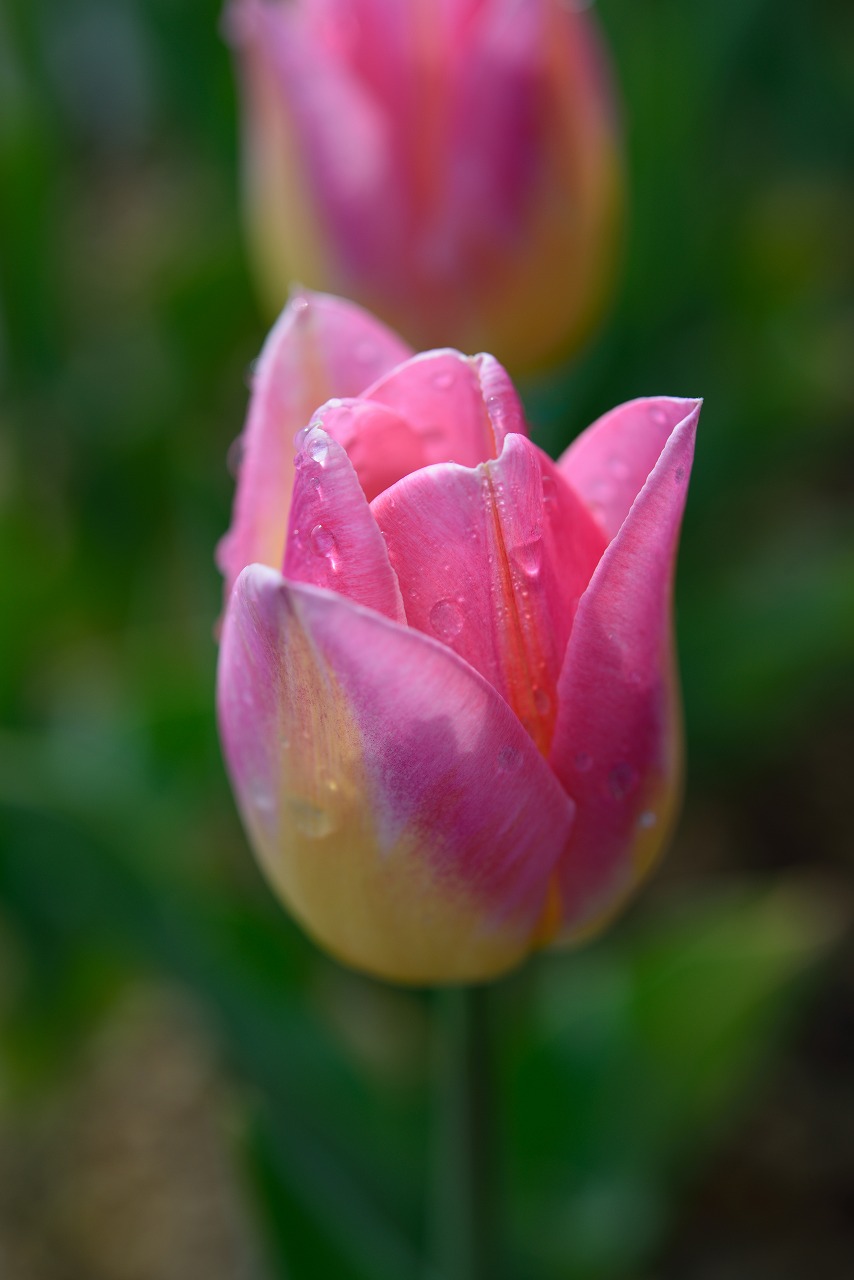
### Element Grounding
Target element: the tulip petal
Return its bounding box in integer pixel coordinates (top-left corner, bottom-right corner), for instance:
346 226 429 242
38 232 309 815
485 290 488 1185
307 397 429 502
372 434 606 755
239 0 410 300
216 290 411 600
547 400 701 940
283 426 406 624
363 348 526 468
558 397 697 544
218 567 574 984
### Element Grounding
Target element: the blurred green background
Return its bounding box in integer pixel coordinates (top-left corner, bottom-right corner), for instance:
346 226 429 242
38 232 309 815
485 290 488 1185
1 0 853 1277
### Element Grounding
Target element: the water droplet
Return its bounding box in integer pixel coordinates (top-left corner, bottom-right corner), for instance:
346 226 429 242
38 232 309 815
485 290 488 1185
675 466 685 483
288 797 337 839
575 751 593 773
294 426 310 450
533 686 551 716
541 474 557 504
608 762 638 800
306 431 330 464
429 598 464 641
511 537 542 578
227 434 245 477
638 810 657 830
249 777 274 813
497 743 523 772
420 425 446 446
649 405 669 427
432 370 455 390
608 454 630 480
310 523 337 558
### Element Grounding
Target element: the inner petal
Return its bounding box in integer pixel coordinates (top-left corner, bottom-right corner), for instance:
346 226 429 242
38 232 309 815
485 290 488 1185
308 396 429 501
361 348 526 467
371 433 606 754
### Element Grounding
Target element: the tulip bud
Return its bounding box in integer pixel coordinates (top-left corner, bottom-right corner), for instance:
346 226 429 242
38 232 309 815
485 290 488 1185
217 291 699 985
227 0 623 373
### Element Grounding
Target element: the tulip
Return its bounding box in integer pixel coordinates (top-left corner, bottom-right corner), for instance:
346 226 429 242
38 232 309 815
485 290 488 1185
227 0 623 373
217 290 700 985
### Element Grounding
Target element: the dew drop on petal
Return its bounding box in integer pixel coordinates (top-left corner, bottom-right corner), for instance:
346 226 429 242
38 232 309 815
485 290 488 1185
306 432 330 464
429 598 464 641
420 425 446 446
650 405 669 427
638 810 657 830
288 797 337 839
608 454 630 480
511 537 543 578
248 776 274 814
533 687 551 716
310 523 337 558
227 435 245 477
541 474 557 505
497 744 523 772
432 370 455 390
608 762 638 800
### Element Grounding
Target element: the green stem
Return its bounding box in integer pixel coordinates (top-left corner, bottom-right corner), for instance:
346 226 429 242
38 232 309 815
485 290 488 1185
431 984 494 1280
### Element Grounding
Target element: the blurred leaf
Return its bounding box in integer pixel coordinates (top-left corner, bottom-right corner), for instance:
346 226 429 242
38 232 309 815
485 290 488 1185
500 880 847 1280
240 1105 425 1280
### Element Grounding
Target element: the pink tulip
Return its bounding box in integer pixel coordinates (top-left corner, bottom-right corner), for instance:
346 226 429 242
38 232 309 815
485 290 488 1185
227 0 623 373
217 290 700 985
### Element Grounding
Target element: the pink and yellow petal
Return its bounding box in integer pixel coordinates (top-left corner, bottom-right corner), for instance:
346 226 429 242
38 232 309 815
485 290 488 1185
546 400 701 941
216 289 411 599
217 568 573 984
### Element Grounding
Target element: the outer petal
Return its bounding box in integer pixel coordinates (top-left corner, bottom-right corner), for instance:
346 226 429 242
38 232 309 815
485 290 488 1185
283 426 406 624
558 397 698 543
216 289 411 599
217 567 574 984
371 434 606 755
547 400 701 941
362 348 525 468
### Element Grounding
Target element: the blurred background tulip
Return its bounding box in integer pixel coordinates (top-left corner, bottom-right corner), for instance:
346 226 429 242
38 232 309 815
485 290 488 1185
228 0 623 373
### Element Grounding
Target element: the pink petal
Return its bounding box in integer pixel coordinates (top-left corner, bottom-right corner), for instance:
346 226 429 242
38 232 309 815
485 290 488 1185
216 289 411 599
372 434 606 755
239 0 409 300
283 426 405 624
218 568 574 984
363 348 525 468
306 397 429 502
558 397 697 544
547 400 702 940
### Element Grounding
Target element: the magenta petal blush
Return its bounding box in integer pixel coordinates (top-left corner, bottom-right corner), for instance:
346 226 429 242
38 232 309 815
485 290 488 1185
217 290 700 984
